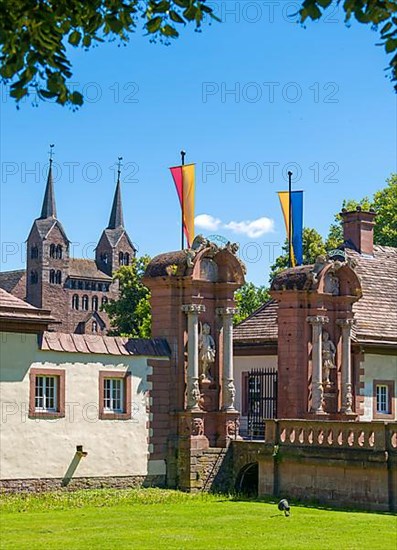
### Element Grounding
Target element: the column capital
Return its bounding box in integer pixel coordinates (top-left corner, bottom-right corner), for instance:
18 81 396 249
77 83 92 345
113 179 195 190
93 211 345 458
336 318 355 328
216 307 238 316
181 304 206 315
306 315 329 325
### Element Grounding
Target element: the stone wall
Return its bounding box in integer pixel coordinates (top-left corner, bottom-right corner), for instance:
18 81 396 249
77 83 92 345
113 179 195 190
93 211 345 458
0 475 165 494
232 420 397 512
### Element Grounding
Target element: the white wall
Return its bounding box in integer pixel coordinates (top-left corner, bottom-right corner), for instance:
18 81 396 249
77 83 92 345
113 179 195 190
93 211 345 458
234 355 277 432
360 353 397 421
0 331 161 480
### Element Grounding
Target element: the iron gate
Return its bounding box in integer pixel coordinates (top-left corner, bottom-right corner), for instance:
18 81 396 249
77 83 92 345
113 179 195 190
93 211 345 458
247 368 278 439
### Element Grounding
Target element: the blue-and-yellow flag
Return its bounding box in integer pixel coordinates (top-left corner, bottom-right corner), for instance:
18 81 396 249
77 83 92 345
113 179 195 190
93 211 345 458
277 190 303 266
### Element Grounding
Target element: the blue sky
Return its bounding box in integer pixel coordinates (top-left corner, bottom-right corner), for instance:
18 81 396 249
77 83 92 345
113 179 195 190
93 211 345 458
1 2 396 285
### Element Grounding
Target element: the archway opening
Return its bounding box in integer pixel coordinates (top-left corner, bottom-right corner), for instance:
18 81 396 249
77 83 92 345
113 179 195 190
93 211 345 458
235 462 258 497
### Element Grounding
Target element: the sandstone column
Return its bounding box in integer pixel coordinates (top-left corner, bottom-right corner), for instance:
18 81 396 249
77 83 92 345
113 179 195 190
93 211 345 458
217 307 238 411
181 304 205 410
337 318 355 414
307 315 329 414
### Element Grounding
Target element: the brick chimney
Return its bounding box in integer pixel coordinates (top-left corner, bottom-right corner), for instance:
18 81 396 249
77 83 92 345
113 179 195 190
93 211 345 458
340 207 376 255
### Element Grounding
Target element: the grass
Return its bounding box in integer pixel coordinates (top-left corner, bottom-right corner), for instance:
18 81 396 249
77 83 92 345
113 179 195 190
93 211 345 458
0 489 396 550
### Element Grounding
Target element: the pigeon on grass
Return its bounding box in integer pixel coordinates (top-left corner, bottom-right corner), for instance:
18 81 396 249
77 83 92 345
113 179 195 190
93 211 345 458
278 499 290 517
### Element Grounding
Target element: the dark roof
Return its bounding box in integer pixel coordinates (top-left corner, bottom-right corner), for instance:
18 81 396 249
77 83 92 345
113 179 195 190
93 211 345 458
108 178 124 229
145 250 188 278
40 331 171 357
348 246 397 344
0 270 25 293
233 299 278 343
40 162 57 219
68 259 112 281
0 288 55 326
102 227 136 250
234 246 397 346
30 218 69 242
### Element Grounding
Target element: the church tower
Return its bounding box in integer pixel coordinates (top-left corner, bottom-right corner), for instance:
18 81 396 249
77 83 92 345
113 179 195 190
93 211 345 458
95 162 136 275
26 153 70 313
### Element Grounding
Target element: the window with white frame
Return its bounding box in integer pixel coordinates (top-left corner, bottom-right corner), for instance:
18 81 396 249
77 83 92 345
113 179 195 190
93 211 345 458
376 384 389 414
103 378 124 412
35 375 57 412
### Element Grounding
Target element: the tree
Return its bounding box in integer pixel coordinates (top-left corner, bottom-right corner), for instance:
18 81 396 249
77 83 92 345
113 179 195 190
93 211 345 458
234 282 270 325
0 0 218 106
269 227 326 281
103 255 151 338
300 1 397 91
373 173 397 247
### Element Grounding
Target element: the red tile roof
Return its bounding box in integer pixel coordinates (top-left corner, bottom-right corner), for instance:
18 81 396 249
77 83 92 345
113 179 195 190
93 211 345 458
39 331 170 357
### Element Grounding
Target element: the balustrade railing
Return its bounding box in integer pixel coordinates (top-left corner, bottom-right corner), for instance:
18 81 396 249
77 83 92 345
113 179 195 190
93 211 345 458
264 420 397 452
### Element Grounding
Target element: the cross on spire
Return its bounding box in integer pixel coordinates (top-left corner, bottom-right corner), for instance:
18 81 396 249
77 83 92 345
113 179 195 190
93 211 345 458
48 143 55 163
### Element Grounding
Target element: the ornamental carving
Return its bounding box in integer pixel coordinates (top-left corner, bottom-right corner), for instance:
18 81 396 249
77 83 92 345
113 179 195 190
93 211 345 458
223 380 236 410
188 379 201 410
226 418 240 438
191 417 204 437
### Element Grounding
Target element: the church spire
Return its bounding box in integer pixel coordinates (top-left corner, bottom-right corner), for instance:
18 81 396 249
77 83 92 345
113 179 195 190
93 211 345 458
107 157 124 229
40 145 57 219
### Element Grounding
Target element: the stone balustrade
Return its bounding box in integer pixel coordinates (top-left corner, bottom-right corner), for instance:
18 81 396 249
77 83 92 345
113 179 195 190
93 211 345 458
265 419 397 452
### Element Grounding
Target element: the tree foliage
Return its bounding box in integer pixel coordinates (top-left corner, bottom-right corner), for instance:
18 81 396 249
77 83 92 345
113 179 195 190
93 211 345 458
103 255 151 338
269 227 327 281
233 282 270 325
372 173 397 246
0 0 218 106
300 0 397 91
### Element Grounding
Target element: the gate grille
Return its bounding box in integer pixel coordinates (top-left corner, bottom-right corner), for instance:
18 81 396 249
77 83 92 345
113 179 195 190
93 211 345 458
247 368 278 439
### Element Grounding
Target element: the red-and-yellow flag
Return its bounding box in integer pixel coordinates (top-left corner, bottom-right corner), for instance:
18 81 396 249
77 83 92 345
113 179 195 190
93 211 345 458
170 163 195 247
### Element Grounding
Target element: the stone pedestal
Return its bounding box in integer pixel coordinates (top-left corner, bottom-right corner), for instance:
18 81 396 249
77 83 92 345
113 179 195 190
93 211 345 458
178 411 209 450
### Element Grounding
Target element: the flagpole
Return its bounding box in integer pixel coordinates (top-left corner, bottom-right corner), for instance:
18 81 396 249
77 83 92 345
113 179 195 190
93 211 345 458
181 150 186 250
288 170 292 268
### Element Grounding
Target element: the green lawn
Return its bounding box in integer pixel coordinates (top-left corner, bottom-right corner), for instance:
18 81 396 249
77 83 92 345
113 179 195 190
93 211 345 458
0 489 395 550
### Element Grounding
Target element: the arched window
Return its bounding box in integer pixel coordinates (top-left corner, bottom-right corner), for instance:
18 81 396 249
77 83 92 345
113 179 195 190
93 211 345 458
56 245 63 259
30 245 38 259
124 252 130 266
82 295 89 310
92 296 98 311
49 269 55 284
119 251 124 265
101 296 108 307
55 270 62 284
92 321 98 334
102 252 108 265
72 294 79 310
49 244 56 258
30 271 38 284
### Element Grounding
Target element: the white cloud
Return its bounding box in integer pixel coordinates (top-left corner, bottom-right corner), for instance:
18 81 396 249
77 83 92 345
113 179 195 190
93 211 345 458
225 217 274 238
195 213 274 238
195 214 222 231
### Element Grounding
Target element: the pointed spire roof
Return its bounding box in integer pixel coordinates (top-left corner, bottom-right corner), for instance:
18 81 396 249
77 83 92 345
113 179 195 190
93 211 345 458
40 160 57 219
107 168 124 229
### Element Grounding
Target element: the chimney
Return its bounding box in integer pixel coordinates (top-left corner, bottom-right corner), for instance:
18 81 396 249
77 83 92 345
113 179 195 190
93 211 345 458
340 207 376 255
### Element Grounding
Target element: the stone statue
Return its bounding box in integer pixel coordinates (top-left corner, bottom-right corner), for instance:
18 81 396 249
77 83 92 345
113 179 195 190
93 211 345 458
322 331 336 386
324 271 340 295
199 323 216 380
